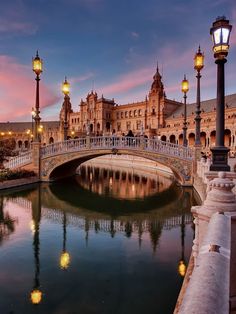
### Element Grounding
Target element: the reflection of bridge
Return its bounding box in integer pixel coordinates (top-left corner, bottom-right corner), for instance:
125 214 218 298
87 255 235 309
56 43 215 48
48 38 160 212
4 136 195 186
8 196 193 233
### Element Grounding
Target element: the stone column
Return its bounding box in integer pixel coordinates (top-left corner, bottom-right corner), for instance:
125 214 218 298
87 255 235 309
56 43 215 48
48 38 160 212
192 171 236 264
86 135 91 149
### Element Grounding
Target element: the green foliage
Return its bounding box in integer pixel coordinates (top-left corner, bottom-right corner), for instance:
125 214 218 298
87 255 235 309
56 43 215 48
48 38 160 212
0 139 18 167
0 169 36 182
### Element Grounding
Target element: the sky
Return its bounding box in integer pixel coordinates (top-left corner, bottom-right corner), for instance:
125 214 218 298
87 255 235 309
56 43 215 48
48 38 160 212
0 0 236 122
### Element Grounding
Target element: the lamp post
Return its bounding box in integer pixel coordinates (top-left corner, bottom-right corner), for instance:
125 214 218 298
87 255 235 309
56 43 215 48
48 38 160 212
181 75 189 147
32 51 43 142
194 46 204 146
210 16 232 171
62 77 70 141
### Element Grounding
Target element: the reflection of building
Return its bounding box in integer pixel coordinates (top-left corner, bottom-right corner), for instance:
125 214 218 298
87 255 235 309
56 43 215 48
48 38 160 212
77 164 172 199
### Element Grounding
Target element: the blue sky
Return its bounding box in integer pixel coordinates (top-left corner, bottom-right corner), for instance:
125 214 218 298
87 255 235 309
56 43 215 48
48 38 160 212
0 0 235 121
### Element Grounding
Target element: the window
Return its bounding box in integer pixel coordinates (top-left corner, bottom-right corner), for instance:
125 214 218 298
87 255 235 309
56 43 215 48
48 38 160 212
126 121 131 130
125 111 128 118
121 112 124 118
116 112 119 119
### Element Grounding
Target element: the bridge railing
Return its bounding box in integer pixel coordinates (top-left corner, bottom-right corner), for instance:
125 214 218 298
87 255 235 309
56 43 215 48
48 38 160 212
41 138 87 157
3 136 193 168
90 136 141 149
147 139 193 160
3 151 32 169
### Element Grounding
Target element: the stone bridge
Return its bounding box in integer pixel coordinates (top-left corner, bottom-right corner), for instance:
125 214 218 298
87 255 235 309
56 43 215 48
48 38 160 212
4 136 195 186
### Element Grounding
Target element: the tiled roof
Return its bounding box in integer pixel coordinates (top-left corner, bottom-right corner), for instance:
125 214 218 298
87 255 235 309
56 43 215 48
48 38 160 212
166 93 236 119
0 121 60 132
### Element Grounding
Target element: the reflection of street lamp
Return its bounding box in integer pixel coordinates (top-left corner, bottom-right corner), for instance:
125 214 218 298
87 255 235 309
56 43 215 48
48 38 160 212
60 212 70 270
62 77 70 141
194 46 204 146
181 75 189 147
210 16 232 171
32 51 43 142
30 188 42 305
178 211 186 277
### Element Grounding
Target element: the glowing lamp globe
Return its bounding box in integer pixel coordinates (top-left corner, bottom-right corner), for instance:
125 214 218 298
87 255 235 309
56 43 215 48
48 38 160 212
31 289 42 305
62 78 70 95
194 46 204 71
32 51 43 76
210 16 232 59
60 251 70 269
181 75 189 93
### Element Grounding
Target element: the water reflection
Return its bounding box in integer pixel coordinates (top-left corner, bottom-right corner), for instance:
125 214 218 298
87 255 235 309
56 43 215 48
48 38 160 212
77 164 173 199
60 212 70 269
30 187 42 305
0 169 198 314
0 196 17 245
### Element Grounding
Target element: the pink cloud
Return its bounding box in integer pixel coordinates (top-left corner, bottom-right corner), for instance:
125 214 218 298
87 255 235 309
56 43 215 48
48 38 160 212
0 55 59 122
98 66 154 96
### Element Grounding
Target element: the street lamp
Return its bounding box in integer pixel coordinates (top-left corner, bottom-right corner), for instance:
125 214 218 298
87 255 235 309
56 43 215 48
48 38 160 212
194 46 204 146
181 75 189 147
31 108 36 140
62 77 70 141
32 51 43 142
210 16 232 171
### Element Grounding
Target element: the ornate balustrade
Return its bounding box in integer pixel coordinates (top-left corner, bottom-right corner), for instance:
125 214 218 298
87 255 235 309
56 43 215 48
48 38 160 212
3 151 32 169
41 136 193 160
3 136 194 169
41 138 86 157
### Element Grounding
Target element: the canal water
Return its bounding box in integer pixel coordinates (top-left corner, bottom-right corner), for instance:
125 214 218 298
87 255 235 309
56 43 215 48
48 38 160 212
0 165 198 314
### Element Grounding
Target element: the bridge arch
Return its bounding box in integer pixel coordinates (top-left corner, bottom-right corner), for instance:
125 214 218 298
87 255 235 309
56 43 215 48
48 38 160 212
41 149 192 186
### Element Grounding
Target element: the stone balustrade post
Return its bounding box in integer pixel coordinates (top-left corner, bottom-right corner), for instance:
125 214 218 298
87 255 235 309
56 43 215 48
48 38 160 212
140 135 145 150
31 142 41 178
86 135 91 149
192 171 236 265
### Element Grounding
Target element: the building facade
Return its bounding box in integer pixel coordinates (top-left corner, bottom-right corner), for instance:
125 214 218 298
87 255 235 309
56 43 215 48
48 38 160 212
59 65 236 155
1 65 236 155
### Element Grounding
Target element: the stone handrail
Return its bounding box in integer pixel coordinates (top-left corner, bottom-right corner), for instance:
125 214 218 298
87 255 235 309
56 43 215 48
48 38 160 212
179 212 231 314
3 151 32 169
2 136 194 169
41 138 87 157
41 136 194 160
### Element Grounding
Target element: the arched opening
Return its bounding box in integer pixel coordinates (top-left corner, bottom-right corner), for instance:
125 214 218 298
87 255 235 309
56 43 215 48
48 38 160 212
224 129 231 147
179 134 183 146
161 135 166 142
169 135 176 144
188 133 195 147
90 124 93 133
49 137 54 144
200 132 206 147
106 122 110 132
97 123 100 131
210 130 216 147
18 140 22 149
46 151 188 186
24 140 29 149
